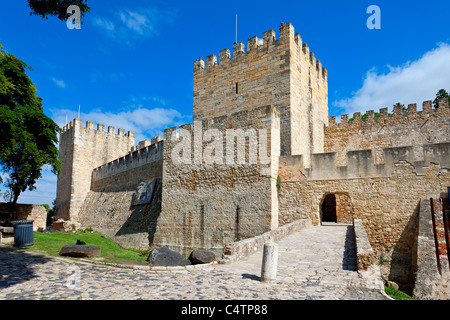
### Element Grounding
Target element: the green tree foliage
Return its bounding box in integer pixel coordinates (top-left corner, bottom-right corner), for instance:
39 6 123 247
45 199 56 227
433 89 450 108
0 44 61 221
27 0 90 22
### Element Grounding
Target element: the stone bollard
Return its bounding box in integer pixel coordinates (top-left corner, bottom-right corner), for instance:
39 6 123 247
261 242 279 282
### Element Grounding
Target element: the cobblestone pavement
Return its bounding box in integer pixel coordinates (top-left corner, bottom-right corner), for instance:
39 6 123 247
0 225 389 300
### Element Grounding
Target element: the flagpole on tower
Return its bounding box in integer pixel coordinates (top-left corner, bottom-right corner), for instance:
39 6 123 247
235 14 238 43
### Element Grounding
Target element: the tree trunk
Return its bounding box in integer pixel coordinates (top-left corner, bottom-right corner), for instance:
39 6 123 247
6 191 20 226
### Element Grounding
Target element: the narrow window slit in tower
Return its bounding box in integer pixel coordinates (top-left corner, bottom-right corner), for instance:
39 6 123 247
235 205 240 241
235 82 239 94
200 204 205 248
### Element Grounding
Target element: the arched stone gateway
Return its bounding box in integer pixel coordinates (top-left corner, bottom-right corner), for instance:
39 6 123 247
321 194 337 223
320 193 353 225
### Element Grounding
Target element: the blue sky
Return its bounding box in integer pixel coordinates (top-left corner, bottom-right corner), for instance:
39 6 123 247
1 0 449 205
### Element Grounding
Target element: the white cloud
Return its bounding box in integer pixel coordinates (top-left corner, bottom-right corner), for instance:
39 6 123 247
91 17 116 41
51 104 191 143
119 10 155 36
334 43 450 116
51 77 66 89
17 170 57 205
94 16 115 32
91 6 176 44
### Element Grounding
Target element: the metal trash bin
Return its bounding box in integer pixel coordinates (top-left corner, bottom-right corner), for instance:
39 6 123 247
12 220 34 247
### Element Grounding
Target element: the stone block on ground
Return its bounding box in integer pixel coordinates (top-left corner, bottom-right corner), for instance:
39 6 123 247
189 249 216 264
147 247 191 266
59 245 101 258
387 281 399 290
51 221 65 232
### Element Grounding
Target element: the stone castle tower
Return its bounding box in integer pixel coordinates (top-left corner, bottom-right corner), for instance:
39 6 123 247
55 119 135 227
193 22 328 165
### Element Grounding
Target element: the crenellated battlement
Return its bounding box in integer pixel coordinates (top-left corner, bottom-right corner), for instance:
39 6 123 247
55 118 136 223
327 99 450 128
92 140 164 182
279 142 450 181
162 105 280 179
61 118 135 138
193 22 327 80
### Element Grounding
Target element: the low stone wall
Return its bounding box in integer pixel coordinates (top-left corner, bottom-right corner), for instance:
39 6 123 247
353 219 375 271
0 203 47 231
353 219 388 296
221 219 311 263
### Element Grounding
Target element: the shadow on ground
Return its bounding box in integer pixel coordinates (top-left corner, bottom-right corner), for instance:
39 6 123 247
242 273 261 281
343 225 358 271
0 246 53 289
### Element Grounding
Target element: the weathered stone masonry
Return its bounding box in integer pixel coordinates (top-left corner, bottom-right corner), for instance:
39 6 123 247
0 203 47 231
325 99 450 165
77 141 163 250
153 105 280 256
278 142 450 292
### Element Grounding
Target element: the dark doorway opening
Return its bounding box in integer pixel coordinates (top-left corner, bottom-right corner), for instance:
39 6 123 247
322 194 337 223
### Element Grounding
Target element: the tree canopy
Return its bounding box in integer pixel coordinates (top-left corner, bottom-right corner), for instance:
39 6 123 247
27 0 90 21
0 43 61 220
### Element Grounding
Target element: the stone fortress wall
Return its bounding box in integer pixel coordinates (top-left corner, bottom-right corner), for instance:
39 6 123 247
152 105 280 256
76 139 164 250
53 22 450 298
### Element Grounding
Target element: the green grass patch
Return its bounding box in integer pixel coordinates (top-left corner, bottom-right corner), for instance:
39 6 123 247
384 286 414 300
14 232 149 265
